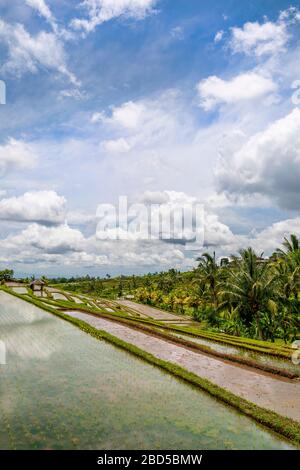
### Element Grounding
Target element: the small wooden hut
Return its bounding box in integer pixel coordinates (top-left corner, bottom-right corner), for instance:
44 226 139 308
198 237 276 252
30 279 46 293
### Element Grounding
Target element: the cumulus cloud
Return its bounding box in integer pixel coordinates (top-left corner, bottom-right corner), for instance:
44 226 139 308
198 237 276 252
0 139 38 176
0 191 66 224
1 213 297 269
230 21 288 57
204 212 236 247
106 101 146 129
216 108 300 210
0 19 78 84
0 189 238 270
251 217 300 253
0 221 190 269
4 223 84 255
197 72 277 110
98 91 191 155
71 0 158 34
229 7 300 57
95 190 235 249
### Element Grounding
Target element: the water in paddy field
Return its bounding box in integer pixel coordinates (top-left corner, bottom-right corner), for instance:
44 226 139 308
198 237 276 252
0 292 295 450
171 332 300 376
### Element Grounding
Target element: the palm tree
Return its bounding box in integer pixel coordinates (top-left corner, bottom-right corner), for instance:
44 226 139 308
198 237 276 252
272 234 300 300
272 257 300 300
220 247 275 339
276 234 300 257
196 252 220 310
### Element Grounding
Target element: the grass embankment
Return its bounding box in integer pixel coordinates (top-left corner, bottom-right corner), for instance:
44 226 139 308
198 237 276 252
2 286 300 447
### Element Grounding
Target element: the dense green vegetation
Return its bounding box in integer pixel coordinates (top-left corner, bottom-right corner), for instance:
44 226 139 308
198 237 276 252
52 235 300 344
0 269 14 282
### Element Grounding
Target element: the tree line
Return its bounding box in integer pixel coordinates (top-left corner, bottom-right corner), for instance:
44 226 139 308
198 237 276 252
134 235 300 342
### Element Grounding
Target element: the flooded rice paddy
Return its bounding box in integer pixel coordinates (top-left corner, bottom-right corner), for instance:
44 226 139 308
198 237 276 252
0 292 295 450
51 293 68 301
170 331 300 375
11 287 28 295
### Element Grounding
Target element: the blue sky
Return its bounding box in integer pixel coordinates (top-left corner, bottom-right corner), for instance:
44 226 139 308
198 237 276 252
0 0 300 276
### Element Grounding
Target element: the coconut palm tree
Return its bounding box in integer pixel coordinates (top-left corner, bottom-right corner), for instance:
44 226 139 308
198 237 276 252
276 234 300 257
196 252 220 310
272 234 300 302
220 247 275 339
272 257 300 300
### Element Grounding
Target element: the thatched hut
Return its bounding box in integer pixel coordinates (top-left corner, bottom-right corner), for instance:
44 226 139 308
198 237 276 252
30 279 45 292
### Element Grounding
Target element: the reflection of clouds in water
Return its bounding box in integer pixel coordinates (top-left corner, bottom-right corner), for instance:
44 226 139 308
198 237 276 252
0 291 62 360
0 291 46 325
4 326 62 360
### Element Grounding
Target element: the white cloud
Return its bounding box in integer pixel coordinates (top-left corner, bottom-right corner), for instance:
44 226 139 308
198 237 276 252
67 210 96 225
90 111 106 123
0 221 190 269
204 212 236 247
251 217 300 253
26 0 76 40
214 30 224 43
26 0 54 24
197 72 277 110
230 21 288 57
59 88 87 100
102 137 131 153
216 108 300 210
216 215 300 256
139 190 170 205
109 101 146 129
3 223 84 255
0 189 236 270
0 19 79 85
97 91 189 153
71 0 158 34
229 8 300 57
95 190 235 248
0 191 66 224
0 138 38 176
92 101 146 129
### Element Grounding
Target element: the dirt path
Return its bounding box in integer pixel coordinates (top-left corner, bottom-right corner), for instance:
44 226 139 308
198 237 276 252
116 299 195 323
65 310 300 423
